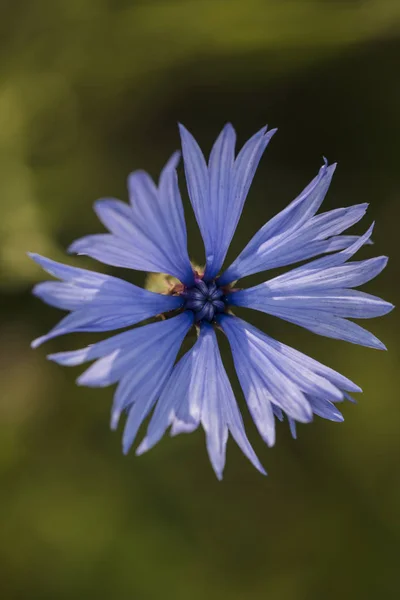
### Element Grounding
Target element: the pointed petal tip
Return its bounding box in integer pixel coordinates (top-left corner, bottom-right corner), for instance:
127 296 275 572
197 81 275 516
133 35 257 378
93 198 108 213
31 337 43 349
256 463 268 477
364 335 387 351
367 221 375 235
178 122 189 136
348 383 362 394
31 284 42 298
28 252 52 268
110 411 120 431
251 124 268 138
76 369 106 387
321 155 337 167
75 374 87 386
122 429 136 456
67 240 79 254
298 404 314 424
266 127 278 138
135 440 148 456
356 202 369 213
381 255 389 268
163 150 181 172
222 122 235 134
345 393 358 403
122 442 130 456
264 435 276 449
214 470 224 482
46 351 81 366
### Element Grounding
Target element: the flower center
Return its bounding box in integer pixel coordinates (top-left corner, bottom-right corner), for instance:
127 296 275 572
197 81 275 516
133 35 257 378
182 279 227 322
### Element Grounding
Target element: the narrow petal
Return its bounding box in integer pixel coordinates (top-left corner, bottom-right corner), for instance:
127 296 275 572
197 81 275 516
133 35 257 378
219 160 336 284
198 324 265 478
93 198 139 239
228 222 391 351
206 125 276 279
204 123 236 279
180 124 276 281
247 331 361 393
264 256 388 293
138 322 265 479
226 201 368 279
69 233 167 271
288 418 297 439
217 315 362 420
47 314 188 367
30 254 182 347
237 306 386 350
111 313 194 441
29 253 109 285
272 405 284 421
33 281 98 311
218 315 314 427
230 288 393 319
32 306 172 349
77 312 193 389
221 333 278 447
225 203 369 275
68 154 194 285
178 124 211 261
308 396 344 422
275 223 374 284
136 351 200 455
231 126 276 233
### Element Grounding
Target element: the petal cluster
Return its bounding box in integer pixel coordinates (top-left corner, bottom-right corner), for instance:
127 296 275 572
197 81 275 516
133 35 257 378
30 124 393 479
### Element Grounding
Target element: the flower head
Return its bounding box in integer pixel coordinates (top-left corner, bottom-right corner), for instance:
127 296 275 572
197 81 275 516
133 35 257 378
30 124 393 479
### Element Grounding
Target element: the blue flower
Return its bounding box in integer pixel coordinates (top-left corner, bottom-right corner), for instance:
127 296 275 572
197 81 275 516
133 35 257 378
30 124 393 479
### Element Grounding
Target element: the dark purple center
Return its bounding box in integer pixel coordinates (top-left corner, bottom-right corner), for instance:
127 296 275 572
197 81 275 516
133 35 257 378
182 280 226 322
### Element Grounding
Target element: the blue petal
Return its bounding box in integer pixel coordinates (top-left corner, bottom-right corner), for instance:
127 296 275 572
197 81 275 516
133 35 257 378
229 224 392 350
178 125 210 260
204 124 236 279
218 313 362 417
279 222 374 278
272 405 284 421
179 124 276 280
75 312 193 389
112 314 194 443
29 252 110 284
220 203 368 278
308 396 344 422
218 317 352 437
218 315 314 427
68 154 194 285
136 351 200 455
288 418 297 439
230 288 393 319
245 307 385 349
238 327 361 394
48 326 159 366
30 254 182 347
138 322 265 479
219 160 336 284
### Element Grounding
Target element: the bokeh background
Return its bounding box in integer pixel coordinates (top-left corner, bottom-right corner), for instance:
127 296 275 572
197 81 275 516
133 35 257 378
1 1 399 598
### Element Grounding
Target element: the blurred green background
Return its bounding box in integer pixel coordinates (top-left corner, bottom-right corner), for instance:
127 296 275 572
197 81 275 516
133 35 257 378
1 1 399 598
